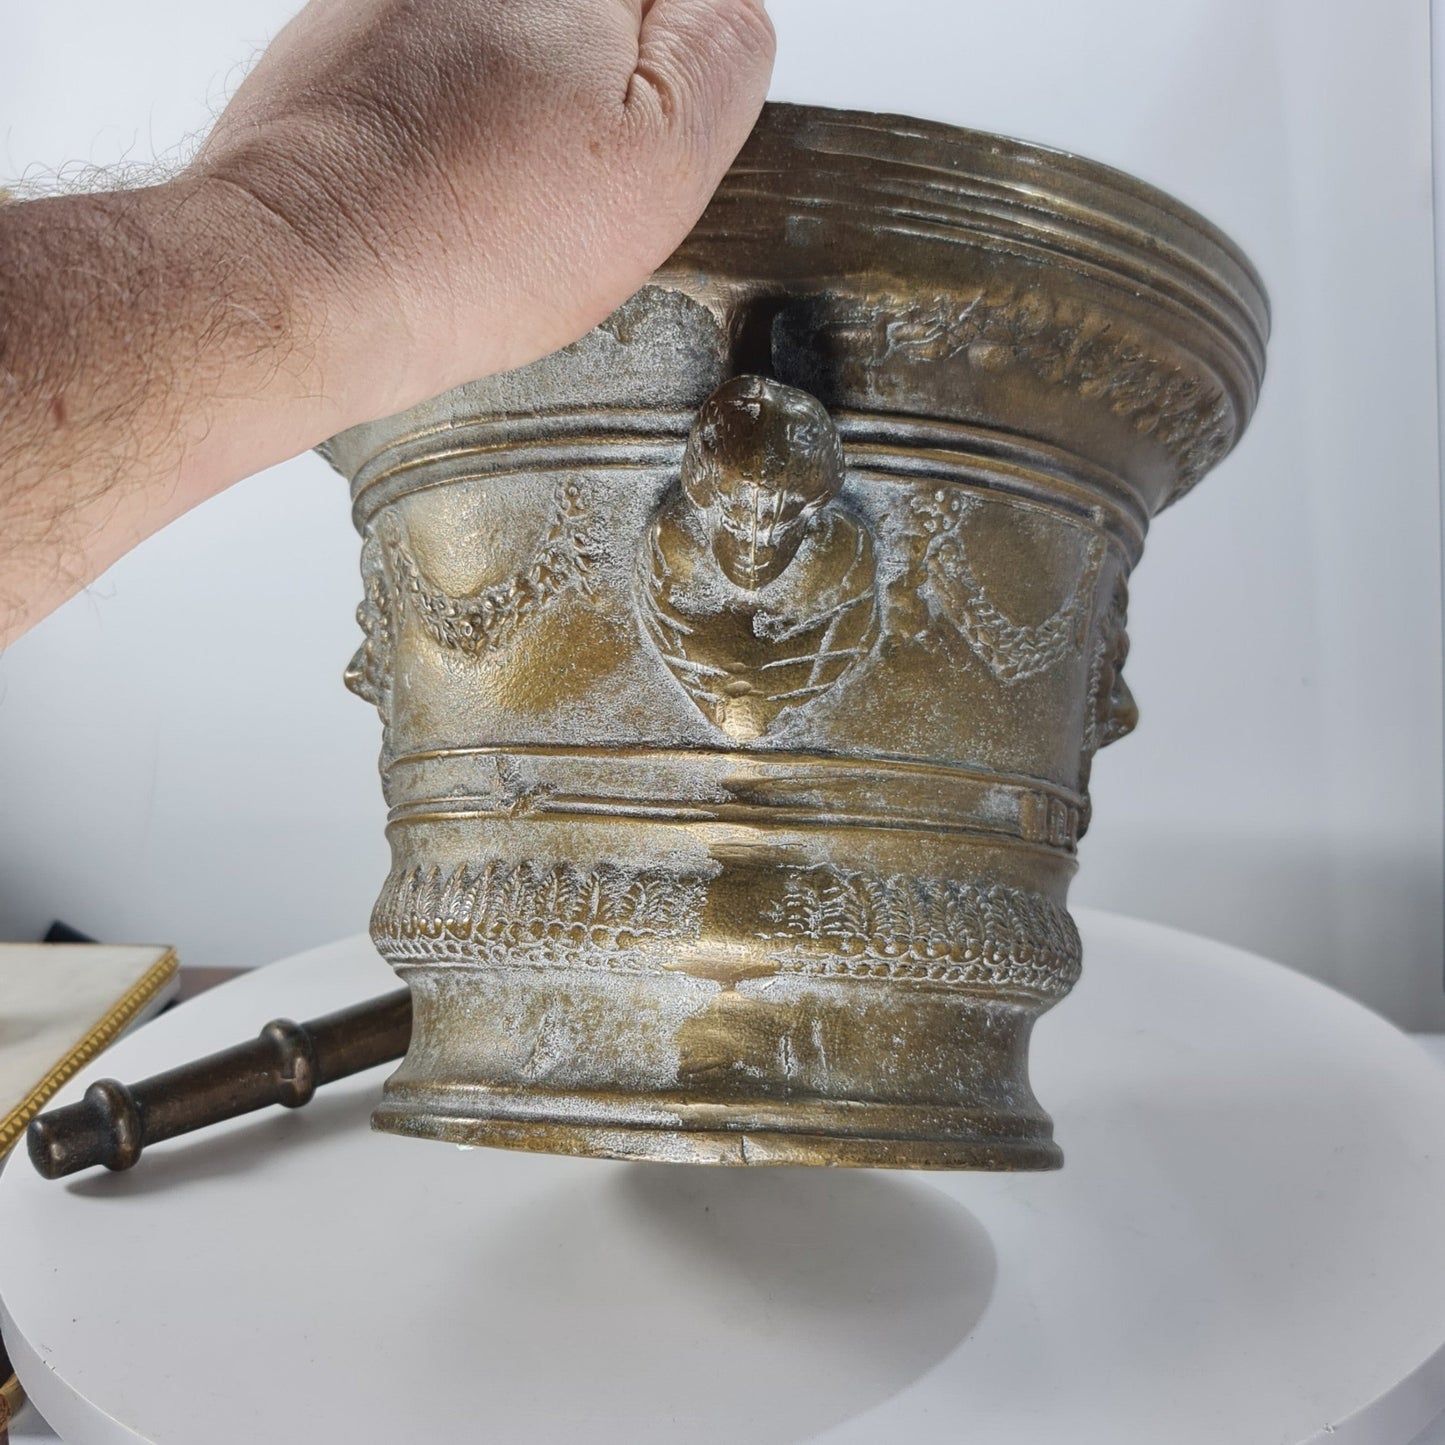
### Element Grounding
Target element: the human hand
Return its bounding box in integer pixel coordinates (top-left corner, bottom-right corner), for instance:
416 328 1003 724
192 0 776 426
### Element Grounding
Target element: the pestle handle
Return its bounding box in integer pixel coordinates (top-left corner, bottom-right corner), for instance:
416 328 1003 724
27 989 413 1180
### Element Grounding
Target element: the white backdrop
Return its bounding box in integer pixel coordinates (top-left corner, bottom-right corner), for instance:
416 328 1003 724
0 0 1441 1027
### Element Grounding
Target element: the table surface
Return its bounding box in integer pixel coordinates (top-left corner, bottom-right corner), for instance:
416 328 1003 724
7 913 1445 1445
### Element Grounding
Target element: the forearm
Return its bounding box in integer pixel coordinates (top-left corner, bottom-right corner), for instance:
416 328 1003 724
0 178 341 646
0 0 773 651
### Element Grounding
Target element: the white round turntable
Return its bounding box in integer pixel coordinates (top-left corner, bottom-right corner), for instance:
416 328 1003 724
5 911 1445 1444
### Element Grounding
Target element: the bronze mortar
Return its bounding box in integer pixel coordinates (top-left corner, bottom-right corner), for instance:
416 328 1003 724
321 103 1268 1169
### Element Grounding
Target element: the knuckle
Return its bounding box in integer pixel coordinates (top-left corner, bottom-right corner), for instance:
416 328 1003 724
717 0 777 63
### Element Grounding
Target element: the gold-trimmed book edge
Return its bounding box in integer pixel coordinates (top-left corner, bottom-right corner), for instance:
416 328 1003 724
0 948 179 1159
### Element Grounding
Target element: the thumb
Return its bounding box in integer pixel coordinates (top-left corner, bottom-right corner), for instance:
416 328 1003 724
628 0 776 172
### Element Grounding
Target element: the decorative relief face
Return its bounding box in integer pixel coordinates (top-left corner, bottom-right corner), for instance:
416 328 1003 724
638 376 879 742
1075 570 1137 834
1086 573 1138 755
344 530 397 710
680 374 843 589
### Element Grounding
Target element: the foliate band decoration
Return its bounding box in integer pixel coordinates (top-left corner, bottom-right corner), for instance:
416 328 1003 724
908 490 1105 683
372 859 709 969
816 288 1233 503
764 866 1080 997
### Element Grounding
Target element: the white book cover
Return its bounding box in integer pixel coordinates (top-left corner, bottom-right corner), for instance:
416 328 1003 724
0 943 179 1157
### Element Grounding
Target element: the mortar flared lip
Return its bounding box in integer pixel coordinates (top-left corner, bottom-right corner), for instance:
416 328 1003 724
321 101 1270 500
723 101 1270 363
